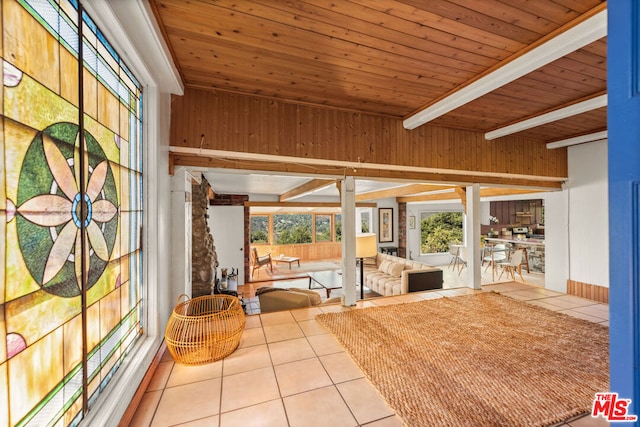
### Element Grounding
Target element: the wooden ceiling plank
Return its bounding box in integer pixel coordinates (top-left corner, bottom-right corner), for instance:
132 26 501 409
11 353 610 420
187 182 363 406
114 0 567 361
177 62 443 107
398 187 549 203
449 0 568 29
182 75 417 118
580 37 607 57
295 0 513 60
499 76 601 100
398 191 459 203
493 0 584 24
400 0 543 44
165 27 464 92
403 3 607 129
173 42 455 98
246 201 376 208
485 90 607 139
237 0 503 68
279 178 336 201
548 0 605 14
158 0 493 75
528 64 606 92
369 0 526 51
356 183 455 201
185 82 406 118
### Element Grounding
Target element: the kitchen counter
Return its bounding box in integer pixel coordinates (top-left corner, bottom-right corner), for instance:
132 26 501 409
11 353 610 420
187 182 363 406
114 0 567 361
485 237 545 246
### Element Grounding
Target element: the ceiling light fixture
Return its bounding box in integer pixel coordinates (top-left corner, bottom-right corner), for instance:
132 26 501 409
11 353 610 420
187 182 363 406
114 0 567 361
484 94 607 140
546 130 608 149
402 8 607 130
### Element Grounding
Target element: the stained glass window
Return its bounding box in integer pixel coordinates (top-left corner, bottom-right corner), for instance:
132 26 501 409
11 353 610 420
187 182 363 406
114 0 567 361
1 0 144 425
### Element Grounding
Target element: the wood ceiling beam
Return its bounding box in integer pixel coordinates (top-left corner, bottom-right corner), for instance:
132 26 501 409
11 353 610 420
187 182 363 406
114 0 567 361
455 187 467 213
485 90 607 140
403 3 607 129
356 184 455 201
170 153 564 190
398 188 548 203
245 201 376 208
279 179 336 202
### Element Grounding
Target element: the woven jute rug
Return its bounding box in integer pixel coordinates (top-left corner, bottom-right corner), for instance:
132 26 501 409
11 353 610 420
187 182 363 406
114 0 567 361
316 292 609 427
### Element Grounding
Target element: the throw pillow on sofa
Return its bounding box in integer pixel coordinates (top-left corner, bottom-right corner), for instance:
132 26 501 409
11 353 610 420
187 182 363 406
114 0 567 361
388 262 405 278
378 260 392 273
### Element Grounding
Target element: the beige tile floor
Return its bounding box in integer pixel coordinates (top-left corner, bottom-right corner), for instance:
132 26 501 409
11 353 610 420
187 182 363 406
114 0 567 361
130 278 610 427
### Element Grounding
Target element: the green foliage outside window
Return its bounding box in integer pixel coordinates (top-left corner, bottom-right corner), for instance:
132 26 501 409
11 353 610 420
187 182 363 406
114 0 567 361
274 214 313 244
251 213 341 244
420 212 463 254
250 216 269 243
315 215 332 242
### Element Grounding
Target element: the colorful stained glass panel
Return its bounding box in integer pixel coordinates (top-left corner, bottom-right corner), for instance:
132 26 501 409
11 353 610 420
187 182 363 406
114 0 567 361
2 0 143 425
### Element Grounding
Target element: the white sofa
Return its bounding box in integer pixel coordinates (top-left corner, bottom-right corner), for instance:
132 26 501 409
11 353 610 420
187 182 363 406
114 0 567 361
362 252 443 296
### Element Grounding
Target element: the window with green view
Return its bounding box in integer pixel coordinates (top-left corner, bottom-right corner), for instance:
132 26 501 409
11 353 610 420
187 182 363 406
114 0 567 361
250 215 269 243
274 213 312 244
315 215 332 242
420 212 463 254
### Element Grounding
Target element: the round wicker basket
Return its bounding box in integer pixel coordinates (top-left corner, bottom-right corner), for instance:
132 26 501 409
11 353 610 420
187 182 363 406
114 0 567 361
165 294 245 365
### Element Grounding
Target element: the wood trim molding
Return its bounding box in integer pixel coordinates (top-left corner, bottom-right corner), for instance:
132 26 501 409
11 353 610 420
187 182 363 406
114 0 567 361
567 280 609 304
455 186 467 213
245 201 376 208
356 183 454 201
170 153 564 190
279 179 335 201
397 187 545 203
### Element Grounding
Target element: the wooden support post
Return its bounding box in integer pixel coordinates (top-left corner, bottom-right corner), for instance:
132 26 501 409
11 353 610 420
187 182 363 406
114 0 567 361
455 186 467 213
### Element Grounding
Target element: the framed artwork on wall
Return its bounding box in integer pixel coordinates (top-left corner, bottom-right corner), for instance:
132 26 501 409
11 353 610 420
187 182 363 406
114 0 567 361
379 208 394 242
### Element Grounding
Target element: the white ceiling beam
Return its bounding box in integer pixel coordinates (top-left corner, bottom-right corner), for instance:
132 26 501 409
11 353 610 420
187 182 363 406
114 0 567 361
546 131 608 149
403 6 607 130
485 94 607 140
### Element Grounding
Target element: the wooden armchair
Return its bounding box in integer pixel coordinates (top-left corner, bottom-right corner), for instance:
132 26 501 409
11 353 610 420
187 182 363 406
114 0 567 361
250 248 273 278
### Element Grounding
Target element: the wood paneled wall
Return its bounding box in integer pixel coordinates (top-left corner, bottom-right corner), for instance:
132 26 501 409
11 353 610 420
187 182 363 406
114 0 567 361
567 280 608 304
490 200 545 227
170 88 568 182
252 243 342 262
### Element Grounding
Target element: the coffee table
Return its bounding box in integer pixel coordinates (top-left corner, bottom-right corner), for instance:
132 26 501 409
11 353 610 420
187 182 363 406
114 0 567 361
273 256 301 269
308 270 342 298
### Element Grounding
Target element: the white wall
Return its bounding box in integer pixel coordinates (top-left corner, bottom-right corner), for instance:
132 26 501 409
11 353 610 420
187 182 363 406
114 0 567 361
208 206 246 285
567 140 609 288
542 190 569 293
374 198 399 251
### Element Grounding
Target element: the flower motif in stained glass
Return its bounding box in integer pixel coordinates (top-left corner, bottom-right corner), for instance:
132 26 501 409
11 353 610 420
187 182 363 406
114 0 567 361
16 123 119 298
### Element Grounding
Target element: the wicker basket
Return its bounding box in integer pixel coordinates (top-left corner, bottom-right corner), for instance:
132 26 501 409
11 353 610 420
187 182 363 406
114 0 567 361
165 294 246 365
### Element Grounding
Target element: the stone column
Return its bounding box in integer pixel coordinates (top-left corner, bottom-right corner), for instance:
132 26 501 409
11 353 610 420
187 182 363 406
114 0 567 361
191 176 218 297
